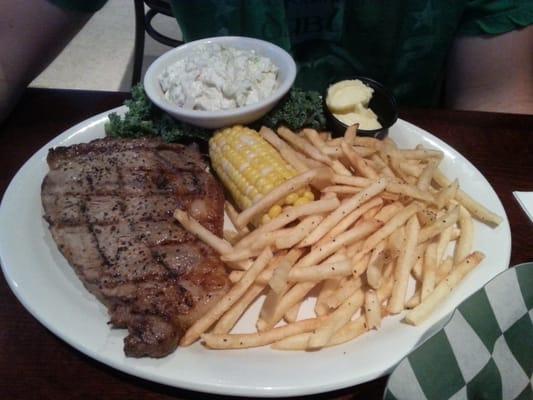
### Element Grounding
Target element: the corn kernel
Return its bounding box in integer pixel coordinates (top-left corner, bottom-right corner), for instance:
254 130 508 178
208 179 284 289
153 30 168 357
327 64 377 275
261 214 271 225
285 193 298 205
268 204 283 219
304 191 315 200
294 197 311 207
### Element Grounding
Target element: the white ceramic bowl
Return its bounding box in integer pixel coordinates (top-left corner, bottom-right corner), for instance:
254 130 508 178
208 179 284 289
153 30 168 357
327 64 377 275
143 36 297 129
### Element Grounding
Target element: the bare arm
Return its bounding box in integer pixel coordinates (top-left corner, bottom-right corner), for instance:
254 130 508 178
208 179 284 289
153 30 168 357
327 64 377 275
0 1 92 122
446 25 533 114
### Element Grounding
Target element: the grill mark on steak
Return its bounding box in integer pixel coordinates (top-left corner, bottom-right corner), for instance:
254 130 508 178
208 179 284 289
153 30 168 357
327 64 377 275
42 138 229 357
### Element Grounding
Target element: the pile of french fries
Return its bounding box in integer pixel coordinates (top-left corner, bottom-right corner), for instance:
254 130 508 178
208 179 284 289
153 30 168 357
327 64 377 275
174 124 502 350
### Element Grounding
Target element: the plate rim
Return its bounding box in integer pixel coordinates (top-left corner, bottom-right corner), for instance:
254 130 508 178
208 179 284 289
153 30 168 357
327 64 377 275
0 107 512 397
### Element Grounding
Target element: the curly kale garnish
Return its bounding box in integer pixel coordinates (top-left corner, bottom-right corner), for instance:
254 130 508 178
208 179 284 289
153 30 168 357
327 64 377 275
105 84 326 143
105 84 211 142
158 114 213 142
260 87 326 131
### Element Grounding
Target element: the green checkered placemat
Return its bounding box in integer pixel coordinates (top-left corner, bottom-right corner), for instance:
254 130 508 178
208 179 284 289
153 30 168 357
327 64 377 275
384 263 533 400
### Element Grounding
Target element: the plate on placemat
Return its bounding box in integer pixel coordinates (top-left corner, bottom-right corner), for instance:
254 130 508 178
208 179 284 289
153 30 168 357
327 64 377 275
0 107 511 397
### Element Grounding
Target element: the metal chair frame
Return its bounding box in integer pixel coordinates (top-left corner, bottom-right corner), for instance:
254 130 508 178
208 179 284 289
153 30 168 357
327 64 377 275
132 0 183 85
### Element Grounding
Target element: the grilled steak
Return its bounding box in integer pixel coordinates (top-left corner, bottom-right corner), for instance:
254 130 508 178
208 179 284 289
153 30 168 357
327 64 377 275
41 138 230 357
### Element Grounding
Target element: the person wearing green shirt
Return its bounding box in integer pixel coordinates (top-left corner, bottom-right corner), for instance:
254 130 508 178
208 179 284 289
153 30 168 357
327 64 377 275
1 0 532 122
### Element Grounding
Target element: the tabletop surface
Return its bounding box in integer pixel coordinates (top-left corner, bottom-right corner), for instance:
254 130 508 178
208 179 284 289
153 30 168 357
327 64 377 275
1 88 532 400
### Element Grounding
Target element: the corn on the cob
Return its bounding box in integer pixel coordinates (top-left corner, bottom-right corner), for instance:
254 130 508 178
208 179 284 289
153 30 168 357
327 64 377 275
209 125 315 225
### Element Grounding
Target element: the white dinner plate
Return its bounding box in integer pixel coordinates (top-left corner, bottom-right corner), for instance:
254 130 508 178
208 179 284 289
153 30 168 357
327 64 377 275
0 106 511 397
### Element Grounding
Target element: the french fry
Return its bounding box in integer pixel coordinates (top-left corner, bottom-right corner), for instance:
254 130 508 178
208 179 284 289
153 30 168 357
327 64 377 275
277 126 333 166
399 161 424 178
374 202 404 224
250 228 293 251
303 129 351 174
228 271 241 283
421 243 438 300
359 203 420 257
436 226 453 264
331 160 353 176
406 255 455 309
417 207 439 226
323 314 368 345
321 145 342 157
302 128 327 151
417 160 437 191
346 240 364 258
261 281 318 330
353 136 382 149
361 205 381 220
352 250 372 277
259 289 282 330
400 148 444 160
268 248 304 294
259 126 308 172
272 316 367 350
365 289 381 329
203 317 325 349
371 154 396 178
454 206 473 264
257 251 299 328
418 205 459 244
433 170 502 226
294 151 326 169
317 197 383 246
180 247 273 346
383 149 411 183
308 289 365 348
405 291 420 309
436 256 454 282
223 229 238 243
326 137 344 146
212 284 265 334
388 225 406 260
217 250 286 335
315 278 339 316
174 209 233 255
326 275 364 309
344 124 358 145
377 264 395 301
322 185 360 194
324 247 349 263
341 141 379 179
296 220 381 268
354 146 378 158
299 178 387 246
332 174 373 187
284 301 302 323
235 196 340 250
435 178 459 209
366 240 386 289
405 252 485 325
411 243 427 281
386 182 435 203
388 215 420 314
288 259 352 282
234 168 320 229
225 201 250 235
302 130 351 175
220 247 262 263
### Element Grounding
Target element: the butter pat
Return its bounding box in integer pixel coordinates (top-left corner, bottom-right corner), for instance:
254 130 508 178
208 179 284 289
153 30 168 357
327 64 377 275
326 79 382 130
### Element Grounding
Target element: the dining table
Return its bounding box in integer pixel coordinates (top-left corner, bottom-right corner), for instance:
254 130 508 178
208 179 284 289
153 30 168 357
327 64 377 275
0 88 532 400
